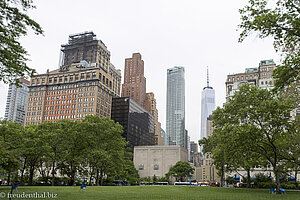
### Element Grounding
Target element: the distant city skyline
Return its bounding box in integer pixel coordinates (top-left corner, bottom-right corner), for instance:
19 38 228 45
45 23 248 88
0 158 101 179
0 0 279 143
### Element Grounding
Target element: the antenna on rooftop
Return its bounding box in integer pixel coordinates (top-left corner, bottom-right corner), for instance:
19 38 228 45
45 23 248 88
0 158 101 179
207 66 209 87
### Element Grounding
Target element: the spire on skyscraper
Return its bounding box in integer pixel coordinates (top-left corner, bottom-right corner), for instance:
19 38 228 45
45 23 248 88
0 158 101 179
204 66 212 90
207 66 209 88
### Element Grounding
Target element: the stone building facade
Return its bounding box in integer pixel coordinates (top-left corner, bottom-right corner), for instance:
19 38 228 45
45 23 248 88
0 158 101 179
134 146 188 178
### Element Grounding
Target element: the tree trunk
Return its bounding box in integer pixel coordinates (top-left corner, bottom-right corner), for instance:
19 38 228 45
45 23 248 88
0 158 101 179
274 168 281 194
28 165 35 186
247 169 251 188
96 169 99 186
20 158 27 185
220 166 225 187
100 168 104 186
7 172 11 185
51 161 55 186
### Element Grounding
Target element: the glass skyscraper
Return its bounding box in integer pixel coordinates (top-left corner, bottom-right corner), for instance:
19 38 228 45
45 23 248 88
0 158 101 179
200 69 215 140
4 78 30 126
166 66 185 147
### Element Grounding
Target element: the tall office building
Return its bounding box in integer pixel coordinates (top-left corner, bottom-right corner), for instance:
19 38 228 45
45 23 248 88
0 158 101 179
4 78 30 125
225 59 276 101
166 66 185 147
121 53 146 107
24 32 121 125
144 92 164 145
200 68 215 140
111 97 155 151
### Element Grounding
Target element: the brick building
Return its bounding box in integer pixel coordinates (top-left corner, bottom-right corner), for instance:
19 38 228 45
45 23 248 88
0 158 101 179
25 32 121 125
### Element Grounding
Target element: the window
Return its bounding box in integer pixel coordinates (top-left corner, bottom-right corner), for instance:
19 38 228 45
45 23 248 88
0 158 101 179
138 164 144 170
154 164 159 170
59 77 62 82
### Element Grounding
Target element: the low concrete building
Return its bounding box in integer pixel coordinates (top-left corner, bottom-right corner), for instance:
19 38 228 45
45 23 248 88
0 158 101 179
134 146 188 179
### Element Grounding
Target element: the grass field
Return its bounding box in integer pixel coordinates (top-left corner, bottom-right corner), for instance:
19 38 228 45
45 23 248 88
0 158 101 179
0 186 299 200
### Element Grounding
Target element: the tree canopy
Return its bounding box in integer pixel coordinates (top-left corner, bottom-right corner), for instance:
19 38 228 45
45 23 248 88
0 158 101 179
0 116 136 186
239 0 300 90
166 161 194 182
200 84 298 193
0 0 43 85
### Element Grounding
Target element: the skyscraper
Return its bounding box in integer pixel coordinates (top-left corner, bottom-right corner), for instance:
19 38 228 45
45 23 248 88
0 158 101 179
4 78 30 125
111 97 155 151
121 53 146 107
24 32 121 125
200 68 215 140
166 66 185 147
144 92 164 145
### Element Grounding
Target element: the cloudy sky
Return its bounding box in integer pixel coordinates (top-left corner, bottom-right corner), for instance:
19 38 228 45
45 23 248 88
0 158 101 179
0 0 279 143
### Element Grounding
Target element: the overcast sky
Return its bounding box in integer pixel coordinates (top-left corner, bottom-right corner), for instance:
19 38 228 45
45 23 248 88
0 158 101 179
0 0 279 143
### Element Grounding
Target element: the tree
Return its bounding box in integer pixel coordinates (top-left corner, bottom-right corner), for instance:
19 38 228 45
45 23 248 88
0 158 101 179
55 120 85 186
0 0 43 84
82 115 127 186
215 84 297 193
238 0 300 90
112 151 139 185
0 120 24 183
207 107 267 188
166 161 194 182
199 126 235 187
37 121 65 186
21 125 46 185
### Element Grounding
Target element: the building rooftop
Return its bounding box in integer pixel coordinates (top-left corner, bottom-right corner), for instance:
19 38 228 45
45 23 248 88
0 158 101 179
259 59 275 66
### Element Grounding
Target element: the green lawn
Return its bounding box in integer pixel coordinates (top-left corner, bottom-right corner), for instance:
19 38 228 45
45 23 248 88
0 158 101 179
0 186 299 200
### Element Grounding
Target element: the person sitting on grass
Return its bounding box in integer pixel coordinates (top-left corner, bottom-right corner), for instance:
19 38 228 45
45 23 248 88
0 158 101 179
81 184 87 191
13 181 19 192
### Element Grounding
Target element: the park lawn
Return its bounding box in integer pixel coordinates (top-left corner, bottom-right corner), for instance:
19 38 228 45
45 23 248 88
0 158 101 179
0 186 299 200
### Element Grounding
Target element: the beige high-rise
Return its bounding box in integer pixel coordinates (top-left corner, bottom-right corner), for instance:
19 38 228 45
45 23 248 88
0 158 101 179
144 92 164 145
25 32 121 125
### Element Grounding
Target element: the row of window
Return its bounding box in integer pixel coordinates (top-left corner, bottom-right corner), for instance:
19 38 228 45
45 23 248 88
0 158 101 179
45 100 77 105
46 95 77 100
228 75 257 82
32 72 114 89
261 67 273 71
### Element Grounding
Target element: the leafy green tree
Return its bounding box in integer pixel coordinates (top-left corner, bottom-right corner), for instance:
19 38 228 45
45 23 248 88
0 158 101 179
55 120 85 186
37 121 65 186
238 0 299 90
82 115 127 186
166 161 194 182
199 130 234 187
21 125 46 185
209 107 266 188
113 151 139 185
217 84 297 193
0 120 23 183
0 0 43 84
